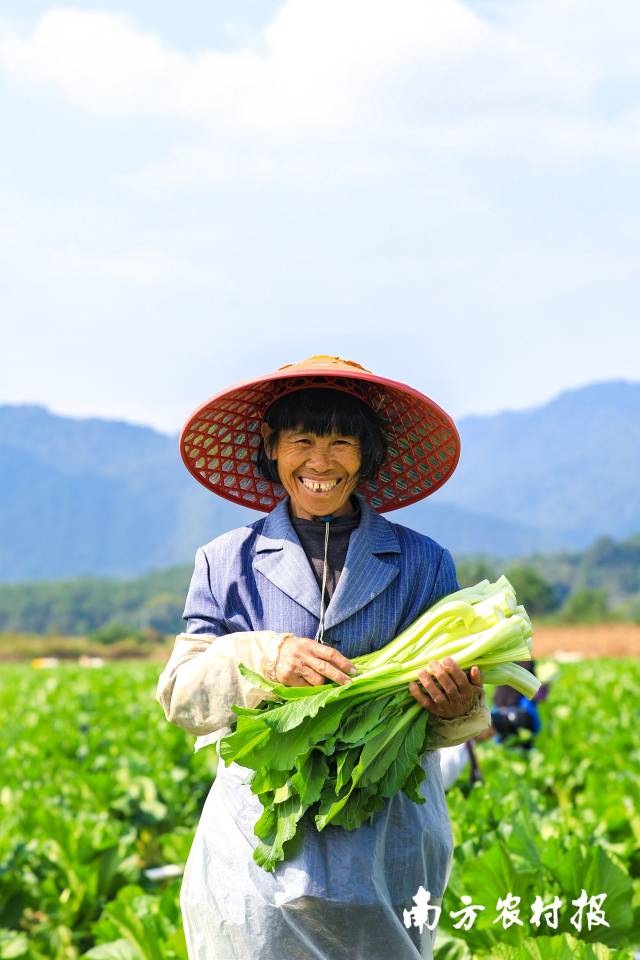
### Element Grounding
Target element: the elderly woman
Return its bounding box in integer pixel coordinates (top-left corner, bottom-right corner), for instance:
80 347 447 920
157 356 490 960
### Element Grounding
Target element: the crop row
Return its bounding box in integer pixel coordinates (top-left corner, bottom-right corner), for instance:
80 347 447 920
0 659 638 958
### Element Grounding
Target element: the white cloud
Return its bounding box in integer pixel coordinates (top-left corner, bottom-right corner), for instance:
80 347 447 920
0 10 191 117
1 0 637 168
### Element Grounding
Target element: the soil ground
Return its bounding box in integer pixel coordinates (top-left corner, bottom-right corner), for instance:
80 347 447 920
532 622 640 658
4 624 640 662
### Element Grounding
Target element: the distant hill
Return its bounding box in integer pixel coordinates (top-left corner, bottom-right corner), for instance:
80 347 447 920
0 405 256 581
1 379 638 581
432 380 640 548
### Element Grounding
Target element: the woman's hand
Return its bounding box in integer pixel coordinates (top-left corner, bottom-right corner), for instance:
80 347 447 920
274 636 357 687
409 658 484 719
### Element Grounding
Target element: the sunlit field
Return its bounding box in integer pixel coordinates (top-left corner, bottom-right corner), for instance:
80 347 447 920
1 658 638 958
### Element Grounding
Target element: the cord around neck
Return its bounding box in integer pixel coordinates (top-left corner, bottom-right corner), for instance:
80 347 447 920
315 520 331 644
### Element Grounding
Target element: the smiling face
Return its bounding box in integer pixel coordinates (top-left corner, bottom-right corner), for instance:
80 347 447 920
261 424 362 519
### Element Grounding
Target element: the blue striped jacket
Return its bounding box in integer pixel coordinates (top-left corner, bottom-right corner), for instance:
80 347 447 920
183 492 459 659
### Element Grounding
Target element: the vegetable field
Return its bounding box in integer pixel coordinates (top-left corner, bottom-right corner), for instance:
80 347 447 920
1 660 638 959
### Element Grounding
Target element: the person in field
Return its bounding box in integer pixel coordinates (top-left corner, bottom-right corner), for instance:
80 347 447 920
157 356 490 960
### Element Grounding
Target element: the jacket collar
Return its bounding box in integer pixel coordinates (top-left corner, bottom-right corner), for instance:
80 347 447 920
254 493 401 630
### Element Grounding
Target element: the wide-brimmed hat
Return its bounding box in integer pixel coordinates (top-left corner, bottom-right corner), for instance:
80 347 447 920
180 355 460 513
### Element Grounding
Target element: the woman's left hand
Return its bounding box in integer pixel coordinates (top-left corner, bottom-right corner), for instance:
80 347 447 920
409 658 484 719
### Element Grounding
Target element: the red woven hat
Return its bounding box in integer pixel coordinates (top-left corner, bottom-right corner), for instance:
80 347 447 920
180 355 460 513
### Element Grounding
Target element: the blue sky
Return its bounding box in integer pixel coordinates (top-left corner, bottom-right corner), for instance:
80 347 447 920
2 0 639 433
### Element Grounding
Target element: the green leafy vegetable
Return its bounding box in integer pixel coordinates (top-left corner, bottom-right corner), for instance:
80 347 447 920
220 577 541 870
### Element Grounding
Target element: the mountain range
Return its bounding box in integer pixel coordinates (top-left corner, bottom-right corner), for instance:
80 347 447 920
1 379 638 582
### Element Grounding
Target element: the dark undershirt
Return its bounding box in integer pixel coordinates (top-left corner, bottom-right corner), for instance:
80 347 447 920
290 501 361 605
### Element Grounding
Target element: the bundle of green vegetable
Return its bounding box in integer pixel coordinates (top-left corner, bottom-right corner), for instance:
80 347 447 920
219 576 540 871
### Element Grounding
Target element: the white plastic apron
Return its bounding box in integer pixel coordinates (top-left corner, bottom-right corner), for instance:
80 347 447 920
180 745 453 960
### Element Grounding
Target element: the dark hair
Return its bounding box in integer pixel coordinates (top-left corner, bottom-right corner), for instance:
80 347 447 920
257 388 388 483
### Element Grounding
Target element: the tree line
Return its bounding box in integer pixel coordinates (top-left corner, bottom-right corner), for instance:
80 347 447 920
1 533 639 642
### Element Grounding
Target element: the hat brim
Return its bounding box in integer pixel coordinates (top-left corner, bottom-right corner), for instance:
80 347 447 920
180 364 460 513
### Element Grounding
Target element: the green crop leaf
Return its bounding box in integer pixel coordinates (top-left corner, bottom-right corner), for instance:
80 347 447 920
490 933 619 959
84 940 144 960
334 748 359 794
336 691 401 745
378 710 429 799
540 841 634 947
235 664 281 695
291 751 329 806
433 934 472 960
91 886 167 960
253 795 309 871
260 686 343 733
328 787 386 830
400 764 427 804
0 931 29 959
352 704 423 790
250 766 290 795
